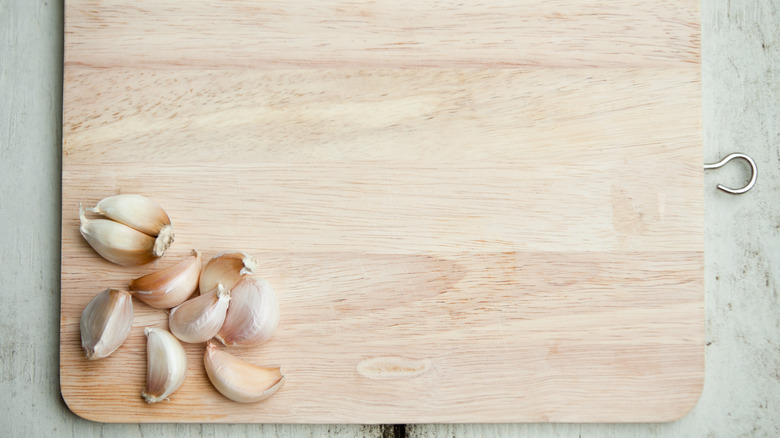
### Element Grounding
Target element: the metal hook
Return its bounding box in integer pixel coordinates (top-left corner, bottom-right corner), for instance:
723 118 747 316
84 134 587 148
703 153 757 194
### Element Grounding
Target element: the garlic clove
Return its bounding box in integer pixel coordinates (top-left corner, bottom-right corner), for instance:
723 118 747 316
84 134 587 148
80 289 133 360
142 327 187 404
199 251 257 294
169 284 231 344
129 249 202 309
80 205 161 266
203 342 284 403
87 194 171 237
216 277 279 347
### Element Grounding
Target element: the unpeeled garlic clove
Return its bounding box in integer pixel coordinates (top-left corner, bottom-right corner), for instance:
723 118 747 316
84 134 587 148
80 289 133 360
142 327 187 404
87 194 172 238
216 277 279 347
203 342 284 403
79 195 174 266
169 284 231 344
199 251 257 294
80 205 160 266
129 250 202 309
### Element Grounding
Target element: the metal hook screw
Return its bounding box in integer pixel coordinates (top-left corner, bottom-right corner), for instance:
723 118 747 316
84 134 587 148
703 153 757 195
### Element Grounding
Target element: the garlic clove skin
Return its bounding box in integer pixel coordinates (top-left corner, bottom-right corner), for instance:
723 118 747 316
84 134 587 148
87 194 171 237
80 205 160 266
151 225 175 258
142 327 187 404
216 277 279 347
80 289 133 360
199 251 257 295
203 342 284 403
129 250 202 309
169 284 231 344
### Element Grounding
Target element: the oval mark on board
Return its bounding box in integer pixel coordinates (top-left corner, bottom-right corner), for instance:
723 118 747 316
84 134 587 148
356 356 432 380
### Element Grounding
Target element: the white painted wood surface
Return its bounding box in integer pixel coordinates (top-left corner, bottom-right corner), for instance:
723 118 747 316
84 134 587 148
2 0 779 435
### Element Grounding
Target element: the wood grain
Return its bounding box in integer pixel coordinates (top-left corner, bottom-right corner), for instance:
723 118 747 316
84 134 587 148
64 0 699 69
63 68 701 164
61 0 703 423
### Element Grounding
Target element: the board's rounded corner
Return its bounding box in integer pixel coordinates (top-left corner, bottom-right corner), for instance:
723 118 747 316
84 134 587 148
60 388 90 423
659 370 705 423
60 379 109 424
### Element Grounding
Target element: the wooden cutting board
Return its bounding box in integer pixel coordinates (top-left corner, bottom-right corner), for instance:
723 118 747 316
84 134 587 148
60 0 703 423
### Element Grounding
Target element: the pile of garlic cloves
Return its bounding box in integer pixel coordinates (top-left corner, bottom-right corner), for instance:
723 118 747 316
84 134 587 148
78 194 284 405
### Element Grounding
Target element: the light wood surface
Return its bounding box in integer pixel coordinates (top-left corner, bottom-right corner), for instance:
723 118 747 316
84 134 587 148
60 0 703 423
